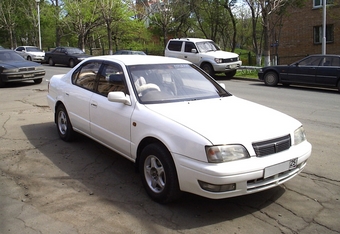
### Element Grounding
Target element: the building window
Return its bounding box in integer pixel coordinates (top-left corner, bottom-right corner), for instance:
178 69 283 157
313 0 333 8
313 25 334 44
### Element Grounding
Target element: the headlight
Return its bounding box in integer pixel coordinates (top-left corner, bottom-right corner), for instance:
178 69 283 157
214 58 223 63
294 126 306 145
2 68 18 73
206 145 250 163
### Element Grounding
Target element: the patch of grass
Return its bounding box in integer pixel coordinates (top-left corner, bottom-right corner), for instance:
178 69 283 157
235 69 259 79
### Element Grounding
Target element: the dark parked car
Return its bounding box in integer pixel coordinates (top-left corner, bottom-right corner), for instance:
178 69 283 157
45 47 91 68
0 49 45 87
258 54 340 92
113 50 146 55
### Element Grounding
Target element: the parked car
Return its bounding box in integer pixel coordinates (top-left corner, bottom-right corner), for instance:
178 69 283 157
0 49 45 87
258 54 340 92
15 46 45 62
113 50 146 55
164 38 242 78
47 55 311 203
45 46 91 68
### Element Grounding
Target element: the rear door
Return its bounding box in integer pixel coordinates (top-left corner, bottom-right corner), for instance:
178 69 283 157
315 56 340 87
66 61 102 134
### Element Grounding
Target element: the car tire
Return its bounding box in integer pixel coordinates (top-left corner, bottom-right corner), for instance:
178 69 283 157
34 78 43 84
56 104 74 142
201 63 214 77
69 59 75 68
27 56 32 61
264 71 279 86
225 70 237 79
139 143 181 203
48 58 55 66
337 81 340 93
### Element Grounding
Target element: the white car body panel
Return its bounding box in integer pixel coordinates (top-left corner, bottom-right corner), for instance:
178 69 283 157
47 55 312 201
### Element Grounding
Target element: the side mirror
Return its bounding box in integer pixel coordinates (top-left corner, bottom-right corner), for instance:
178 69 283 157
108 92 131 105
191 48 197 53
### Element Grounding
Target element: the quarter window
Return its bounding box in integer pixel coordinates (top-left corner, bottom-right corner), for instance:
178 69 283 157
168 41 183 51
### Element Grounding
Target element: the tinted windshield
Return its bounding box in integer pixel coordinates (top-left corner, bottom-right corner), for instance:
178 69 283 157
196 41 221 52
0 51 26 62
127 63 231 104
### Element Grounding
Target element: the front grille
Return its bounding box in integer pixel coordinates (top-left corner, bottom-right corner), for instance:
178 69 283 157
252 134 291 157
19 67 35 72
221 57 239 63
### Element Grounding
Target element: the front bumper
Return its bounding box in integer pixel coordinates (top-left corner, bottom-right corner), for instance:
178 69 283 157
212 60 242 72
1 70 45 83
173 140 311 199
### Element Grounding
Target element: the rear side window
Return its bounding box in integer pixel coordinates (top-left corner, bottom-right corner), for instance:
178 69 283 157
73 62 102 91
167 41 183 51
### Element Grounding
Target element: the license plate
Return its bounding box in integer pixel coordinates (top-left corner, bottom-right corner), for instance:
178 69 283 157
264 158 298 179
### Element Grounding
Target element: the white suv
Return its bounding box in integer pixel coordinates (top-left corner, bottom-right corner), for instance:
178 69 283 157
164 38 242 78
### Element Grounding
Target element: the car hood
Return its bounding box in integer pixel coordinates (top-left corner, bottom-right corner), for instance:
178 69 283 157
145 96 301 145
204 50 239 59
0 61 41 68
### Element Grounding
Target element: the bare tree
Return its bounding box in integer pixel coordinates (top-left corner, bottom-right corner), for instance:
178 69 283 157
0 0 18 49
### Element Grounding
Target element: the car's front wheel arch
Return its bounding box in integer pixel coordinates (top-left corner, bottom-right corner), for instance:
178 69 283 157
136 137 182 203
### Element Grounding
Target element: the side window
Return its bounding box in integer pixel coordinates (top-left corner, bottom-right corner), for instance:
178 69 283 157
97 63 126 96
299 57 323 66
73 62 101 91
184 42 196 52
168 41 183 51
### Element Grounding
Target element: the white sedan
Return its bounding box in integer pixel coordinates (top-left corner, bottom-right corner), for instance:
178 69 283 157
47 55 312 203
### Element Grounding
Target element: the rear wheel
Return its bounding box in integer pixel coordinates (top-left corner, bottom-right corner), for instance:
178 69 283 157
56 104 74 141
264 71 279 86
139 143 181 203
337 81 340 93
201 63 214 77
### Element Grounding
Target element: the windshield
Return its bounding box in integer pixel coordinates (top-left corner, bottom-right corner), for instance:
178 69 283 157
127 63 231 104
66 48 84 54
0 51 26 62
196 41 221 52
26 47 42 52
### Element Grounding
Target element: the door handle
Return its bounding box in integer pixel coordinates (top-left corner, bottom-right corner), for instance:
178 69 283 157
91 102 97 107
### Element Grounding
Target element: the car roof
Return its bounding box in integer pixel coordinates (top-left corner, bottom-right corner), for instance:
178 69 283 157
169 38 213 43
87 55 190 66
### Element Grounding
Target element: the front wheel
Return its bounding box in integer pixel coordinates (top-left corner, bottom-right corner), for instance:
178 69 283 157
264 71 279 86
56 104 74 141
34 78 43 84
139 143 181 203
69 59 75 68
225 70 237 79
201 63 214 77
48 58 55 66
